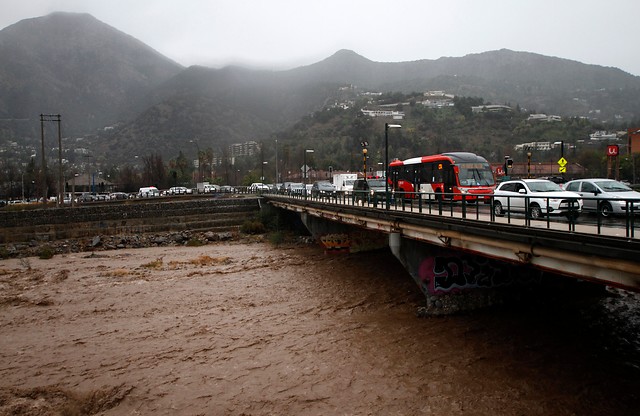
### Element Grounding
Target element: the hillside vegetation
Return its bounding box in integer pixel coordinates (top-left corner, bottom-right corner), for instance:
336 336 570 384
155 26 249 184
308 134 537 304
270 93 630 182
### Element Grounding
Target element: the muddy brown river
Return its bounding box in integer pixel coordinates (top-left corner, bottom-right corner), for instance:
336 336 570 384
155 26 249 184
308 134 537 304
1 237 639 415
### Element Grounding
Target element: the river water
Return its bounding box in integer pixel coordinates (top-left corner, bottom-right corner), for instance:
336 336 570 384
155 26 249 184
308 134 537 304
0 239 639 415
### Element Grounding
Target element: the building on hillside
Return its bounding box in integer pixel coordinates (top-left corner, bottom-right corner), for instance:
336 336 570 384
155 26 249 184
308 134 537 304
514 142 553 152
423 90 455 99
360 109 405 119
419 99 454 109
527 113 562 122
472 105 512 113
229 141 259 157
589 131 618 141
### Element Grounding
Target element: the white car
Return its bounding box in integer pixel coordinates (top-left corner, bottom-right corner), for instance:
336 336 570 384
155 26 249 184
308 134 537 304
169 186 189 195
249 183 270 192
493 179 582 219
564 178 640 217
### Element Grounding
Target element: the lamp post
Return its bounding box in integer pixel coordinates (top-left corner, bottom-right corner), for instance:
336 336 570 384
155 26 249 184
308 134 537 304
92 171 102 195
385 123 401 210
261 161 268 182
275 139 279 186
72 173 78 206
360 141 368 177
303 149 314 184
527 152 532 178
304 149 314 198
190 139 201 183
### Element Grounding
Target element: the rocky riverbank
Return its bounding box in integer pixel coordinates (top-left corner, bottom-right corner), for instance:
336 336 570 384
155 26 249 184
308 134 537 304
1 230 238 259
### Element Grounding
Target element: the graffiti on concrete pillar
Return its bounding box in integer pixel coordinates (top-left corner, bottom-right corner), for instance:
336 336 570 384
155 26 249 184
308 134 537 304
419 253 526 294
320 233 351 253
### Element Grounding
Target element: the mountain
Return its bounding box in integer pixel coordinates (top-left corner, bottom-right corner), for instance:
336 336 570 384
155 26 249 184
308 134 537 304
107 65 341 159
291 49 640 119
1 12 639 166
108 48 640 161
0 12 183 137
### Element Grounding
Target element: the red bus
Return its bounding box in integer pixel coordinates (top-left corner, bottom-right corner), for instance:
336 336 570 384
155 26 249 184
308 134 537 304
389 152 495 201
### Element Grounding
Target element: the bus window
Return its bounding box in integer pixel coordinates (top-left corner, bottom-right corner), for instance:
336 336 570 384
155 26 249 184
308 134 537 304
420 163 432 183
433 163 444 183
457 163 495 186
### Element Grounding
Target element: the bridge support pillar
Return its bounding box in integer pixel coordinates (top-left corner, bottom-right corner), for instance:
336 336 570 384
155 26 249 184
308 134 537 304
300 213 388 252
388 234 539 315
298 211 540 316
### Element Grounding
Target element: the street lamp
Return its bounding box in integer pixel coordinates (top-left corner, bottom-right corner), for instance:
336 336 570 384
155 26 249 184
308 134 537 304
361 141 368 177
190 139 201 183
72 173 78 206
303 149 314 185
261 161 268 182
275 138 279 186
527 152 532 178
385 123 401 210
304 149 314 198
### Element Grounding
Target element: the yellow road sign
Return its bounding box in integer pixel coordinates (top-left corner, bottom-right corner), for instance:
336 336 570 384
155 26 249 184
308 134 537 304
557 157 567 167
558 166 567 173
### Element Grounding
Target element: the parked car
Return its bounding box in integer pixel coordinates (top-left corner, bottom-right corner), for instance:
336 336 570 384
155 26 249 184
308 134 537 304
169 186 189 195
352 178 387 204
493 179 582 219
249 183 270 192
564 178 640 217
311 181 336 198
78 192 96 202
286 183 305 195
108 192 129 200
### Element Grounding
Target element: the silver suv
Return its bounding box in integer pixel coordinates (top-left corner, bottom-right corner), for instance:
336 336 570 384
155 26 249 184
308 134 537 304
493 179 582 219
564 178 640 217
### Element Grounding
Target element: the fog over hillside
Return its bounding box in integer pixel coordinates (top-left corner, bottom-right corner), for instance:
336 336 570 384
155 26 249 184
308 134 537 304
0 12 639 164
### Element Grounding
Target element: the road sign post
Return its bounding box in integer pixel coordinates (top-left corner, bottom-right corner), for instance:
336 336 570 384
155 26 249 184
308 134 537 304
557 157 567 175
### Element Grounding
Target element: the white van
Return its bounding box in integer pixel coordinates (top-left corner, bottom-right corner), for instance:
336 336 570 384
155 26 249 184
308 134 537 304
333 173 357 193
138 186 159 198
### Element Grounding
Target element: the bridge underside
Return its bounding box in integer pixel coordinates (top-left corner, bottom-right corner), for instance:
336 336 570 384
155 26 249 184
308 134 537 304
268 198 640 315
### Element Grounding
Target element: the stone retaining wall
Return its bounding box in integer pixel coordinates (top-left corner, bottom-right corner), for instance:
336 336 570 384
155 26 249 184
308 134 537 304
0 196 261 244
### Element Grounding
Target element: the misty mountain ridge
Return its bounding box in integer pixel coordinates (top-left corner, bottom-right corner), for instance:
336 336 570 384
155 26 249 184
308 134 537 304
0 12 183 134
1 12 639 163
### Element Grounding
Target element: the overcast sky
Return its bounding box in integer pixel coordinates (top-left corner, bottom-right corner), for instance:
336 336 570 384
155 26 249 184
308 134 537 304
2 0 639 76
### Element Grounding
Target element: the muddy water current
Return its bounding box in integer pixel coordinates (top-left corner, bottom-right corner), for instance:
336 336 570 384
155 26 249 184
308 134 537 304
0 239 639 415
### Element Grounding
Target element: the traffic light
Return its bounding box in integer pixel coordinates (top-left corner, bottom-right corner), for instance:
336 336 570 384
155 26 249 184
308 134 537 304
504 156 513 176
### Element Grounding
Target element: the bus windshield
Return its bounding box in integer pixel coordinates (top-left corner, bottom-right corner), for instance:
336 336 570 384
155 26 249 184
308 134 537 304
457 163 495 186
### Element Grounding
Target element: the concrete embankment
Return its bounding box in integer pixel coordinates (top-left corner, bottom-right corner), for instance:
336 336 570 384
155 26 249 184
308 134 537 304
0 196 261 245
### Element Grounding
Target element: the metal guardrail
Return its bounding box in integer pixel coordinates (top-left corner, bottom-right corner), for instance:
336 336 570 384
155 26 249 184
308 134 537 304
259 189 638 239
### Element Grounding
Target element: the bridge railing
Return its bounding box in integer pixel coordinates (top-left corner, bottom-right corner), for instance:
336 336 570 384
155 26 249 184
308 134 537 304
263 188 638 238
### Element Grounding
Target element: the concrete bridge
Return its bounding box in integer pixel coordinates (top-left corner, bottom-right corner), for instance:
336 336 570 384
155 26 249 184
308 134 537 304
264 194 640 314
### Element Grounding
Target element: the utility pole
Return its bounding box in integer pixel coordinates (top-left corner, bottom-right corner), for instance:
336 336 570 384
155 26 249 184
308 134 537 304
40 114 62 205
